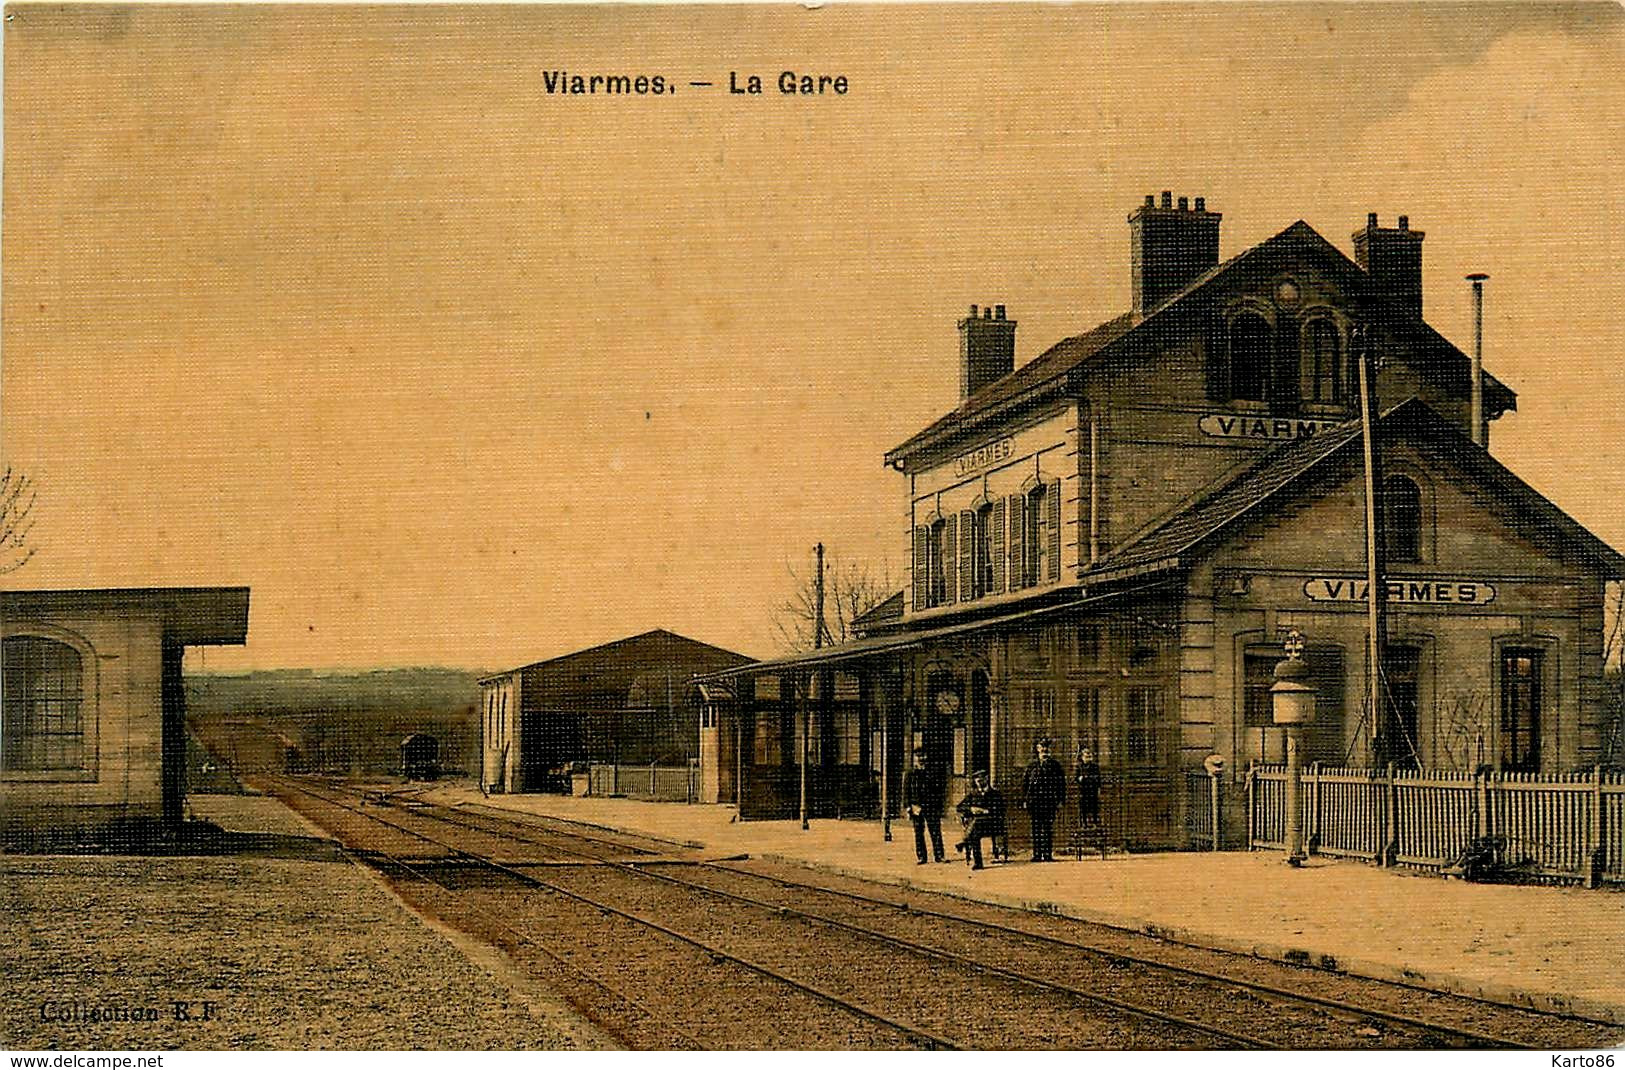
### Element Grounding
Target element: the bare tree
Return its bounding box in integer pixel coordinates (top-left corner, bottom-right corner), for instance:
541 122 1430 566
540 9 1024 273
773 549 898 654
0 466 38 575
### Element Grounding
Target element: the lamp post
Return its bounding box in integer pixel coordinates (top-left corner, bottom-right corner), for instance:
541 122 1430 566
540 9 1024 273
1271 630 1316 867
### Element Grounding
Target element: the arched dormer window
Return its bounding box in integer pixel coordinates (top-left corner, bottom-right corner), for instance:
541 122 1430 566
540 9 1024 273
1383 475 1423 563
1229 312 1271 402
1301 317 1346 405
2 635 86 773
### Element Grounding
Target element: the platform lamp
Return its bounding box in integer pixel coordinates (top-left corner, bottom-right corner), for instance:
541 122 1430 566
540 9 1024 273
1271 630 1316 867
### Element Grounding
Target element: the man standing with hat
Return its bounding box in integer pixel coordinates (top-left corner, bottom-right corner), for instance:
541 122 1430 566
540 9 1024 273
1022 738 1067 862
902 747 945 864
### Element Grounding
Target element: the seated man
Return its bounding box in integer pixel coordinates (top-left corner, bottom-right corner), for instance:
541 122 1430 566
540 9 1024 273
955 770 1006 870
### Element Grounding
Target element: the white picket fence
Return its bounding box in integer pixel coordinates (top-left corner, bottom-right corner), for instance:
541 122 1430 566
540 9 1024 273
1246 763 1625 886
587 761 699 802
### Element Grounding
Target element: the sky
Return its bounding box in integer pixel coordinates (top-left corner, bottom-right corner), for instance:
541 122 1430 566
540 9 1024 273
2 3 1622 672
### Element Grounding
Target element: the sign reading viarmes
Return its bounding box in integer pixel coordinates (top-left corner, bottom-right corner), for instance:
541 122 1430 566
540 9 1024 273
1303 577 1498 606
1198 414 1348 440
953 436 1015 478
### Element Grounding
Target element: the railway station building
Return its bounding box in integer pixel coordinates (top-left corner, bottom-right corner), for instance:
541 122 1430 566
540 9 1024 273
698 195 1624 847
479 628 751 793
0 587 251 838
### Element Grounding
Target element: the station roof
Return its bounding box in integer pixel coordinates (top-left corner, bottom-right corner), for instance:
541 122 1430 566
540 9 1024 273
885 220 1517 467
1092 398 1625 582
1 586 251 645
696 581 1171 682
477 628 751 687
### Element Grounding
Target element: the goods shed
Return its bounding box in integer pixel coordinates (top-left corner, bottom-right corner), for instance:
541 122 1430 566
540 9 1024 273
479 629 750 793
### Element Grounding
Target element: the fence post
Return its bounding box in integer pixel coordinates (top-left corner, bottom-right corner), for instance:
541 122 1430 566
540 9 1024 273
1475 766 1490 841
1245 762 1256 850
1308 762 1321 853
1209 770 1221 852
1383 762 1399 867
1588 765 1604 890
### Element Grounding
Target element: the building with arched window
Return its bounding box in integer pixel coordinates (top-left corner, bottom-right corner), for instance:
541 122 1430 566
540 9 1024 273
699 195 1624 846
1 587 250 837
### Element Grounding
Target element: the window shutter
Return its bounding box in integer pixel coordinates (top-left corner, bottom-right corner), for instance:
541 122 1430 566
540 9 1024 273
990 499 1006 595
1205 311 1229 401
959 510 975 600
1045 479 1062 582
912 525 929 611
943 513 958 605
1006 494 1025 591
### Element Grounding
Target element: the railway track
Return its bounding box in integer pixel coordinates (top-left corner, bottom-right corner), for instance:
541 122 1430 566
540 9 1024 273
410 797 1612 1049
264 775 963 1048
264 775 1625 1050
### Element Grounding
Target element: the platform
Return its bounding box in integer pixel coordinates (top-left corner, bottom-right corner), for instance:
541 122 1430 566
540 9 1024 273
423 783 1625 1024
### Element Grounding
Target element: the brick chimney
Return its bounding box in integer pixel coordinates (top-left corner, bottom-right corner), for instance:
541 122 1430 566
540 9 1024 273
1353 212 1425 316
1129 191 1221 316
959 303 1016 399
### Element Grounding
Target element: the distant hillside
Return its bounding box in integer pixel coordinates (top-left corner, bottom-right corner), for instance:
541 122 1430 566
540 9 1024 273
187 667 486 777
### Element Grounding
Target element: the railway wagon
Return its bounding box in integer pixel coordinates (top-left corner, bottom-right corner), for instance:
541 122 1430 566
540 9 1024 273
400 733 440 780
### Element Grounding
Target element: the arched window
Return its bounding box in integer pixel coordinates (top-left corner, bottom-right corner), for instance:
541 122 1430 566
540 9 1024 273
2 636 86 772
1383 475 1423 563
1302 318 1344 405
1230 312 1271 402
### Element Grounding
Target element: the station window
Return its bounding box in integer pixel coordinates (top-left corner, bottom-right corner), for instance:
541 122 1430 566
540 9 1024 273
1500 648 1543 773
1302 318 1345 405
1124 687 1163 768
1229 312 1272 402
1383 476 1423 563
1074 687 1101 750
1075 620 1102 667
1023 484 1047 588
1242 652 1279 729
926 517 947 608
971 502 995 599
2 636 87 773
754 709 780 765
832 702 863 765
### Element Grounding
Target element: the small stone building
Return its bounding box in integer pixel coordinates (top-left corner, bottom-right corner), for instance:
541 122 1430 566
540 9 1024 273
1 587 251 835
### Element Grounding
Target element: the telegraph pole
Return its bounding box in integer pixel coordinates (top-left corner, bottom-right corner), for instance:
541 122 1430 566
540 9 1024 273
801 543 824 831
814 542 826 650
1354 324 1390 764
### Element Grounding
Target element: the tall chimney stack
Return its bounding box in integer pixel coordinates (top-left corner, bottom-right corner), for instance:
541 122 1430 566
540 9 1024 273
959 302 1016 399
1354 213 1426 316
1129 192 1221 316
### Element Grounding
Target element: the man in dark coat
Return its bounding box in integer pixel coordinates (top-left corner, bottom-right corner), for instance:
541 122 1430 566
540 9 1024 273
1022 739 1067 862
901 748 945 864
955 770 1005 870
